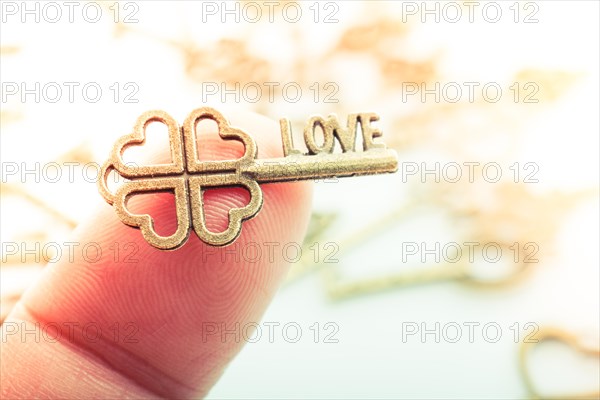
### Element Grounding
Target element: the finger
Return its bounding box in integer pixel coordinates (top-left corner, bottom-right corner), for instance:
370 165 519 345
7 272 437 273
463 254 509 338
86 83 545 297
0 110 313 399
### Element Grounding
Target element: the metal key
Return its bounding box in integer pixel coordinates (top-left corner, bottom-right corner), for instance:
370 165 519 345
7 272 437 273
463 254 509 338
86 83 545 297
519 327 600 400
98 107 398 250
324 245 534 300
318 202 535 300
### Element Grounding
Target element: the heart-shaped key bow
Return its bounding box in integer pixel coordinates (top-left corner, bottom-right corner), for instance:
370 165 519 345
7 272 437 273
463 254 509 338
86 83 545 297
99 107 262 250
99 107 398 250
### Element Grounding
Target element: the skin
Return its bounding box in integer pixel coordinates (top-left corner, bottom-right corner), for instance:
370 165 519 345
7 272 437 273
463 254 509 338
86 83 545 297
0 111 313 399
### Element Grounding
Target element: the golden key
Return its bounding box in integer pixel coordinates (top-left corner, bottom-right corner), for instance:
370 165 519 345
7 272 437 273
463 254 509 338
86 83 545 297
98 107 398 250
320 202 536 300
519 327 600 400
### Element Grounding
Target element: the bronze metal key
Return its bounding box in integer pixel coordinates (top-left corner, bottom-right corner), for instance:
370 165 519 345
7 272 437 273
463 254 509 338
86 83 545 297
98 107 398 250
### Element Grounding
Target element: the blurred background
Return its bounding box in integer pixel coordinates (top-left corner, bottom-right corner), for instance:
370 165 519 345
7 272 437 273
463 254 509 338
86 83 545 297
1 1 598 398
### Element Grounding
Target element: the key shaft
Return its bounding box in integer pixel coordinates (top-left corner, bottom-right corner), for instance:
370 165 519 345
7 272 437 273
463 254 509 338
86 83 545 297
325 265 468 300
243 149 398 183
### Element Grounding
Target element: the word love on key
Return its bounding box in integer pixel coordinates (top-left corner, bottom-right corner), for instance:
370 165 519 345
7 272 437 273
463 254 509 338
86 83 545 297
98 107 398 250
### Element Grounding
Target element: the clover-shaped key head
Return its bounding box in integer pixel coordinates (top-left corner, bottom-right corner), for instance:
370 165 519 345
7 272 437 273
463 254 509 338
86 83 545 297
98 107 263 250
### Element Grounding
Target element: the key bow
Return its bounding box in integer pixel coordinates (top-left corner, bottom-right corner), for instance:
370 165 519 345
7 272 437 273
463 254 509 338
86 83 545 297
99 107 263 250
